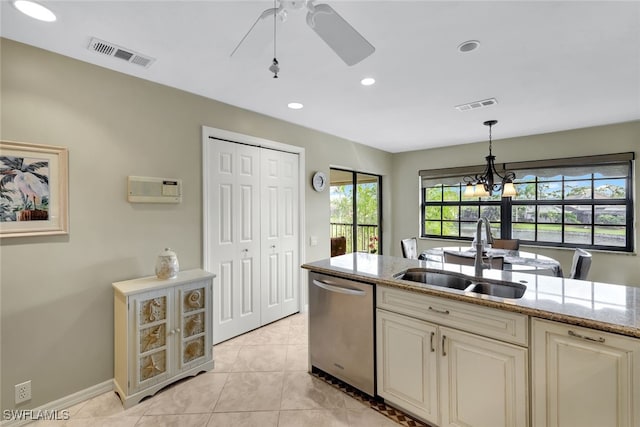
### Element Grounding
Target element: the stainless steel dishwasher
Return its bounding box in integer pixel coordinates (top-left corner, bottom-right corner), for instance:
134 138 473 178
309 271 375 396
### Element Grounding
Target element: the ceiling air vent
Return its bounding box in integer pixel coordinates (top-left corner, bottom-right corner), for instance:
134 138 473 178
455 98 498 112
87 37 155 68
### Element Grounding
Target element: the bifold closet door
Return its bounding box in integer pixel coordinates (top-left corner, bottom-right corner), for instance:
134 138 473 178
260 149 300 325
208 141 261 344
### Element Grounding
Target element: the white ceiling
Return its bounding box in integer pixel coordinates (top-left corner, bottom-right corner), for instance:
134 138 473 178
2 1 639 153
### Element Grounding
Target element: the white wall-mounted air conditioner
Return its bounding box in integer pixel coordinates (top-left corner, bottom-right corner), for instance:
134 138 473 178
127 176 182 203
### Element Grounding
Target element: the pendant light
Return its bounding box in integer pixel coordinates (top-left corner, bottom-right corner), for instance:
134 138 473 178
463 120 517 198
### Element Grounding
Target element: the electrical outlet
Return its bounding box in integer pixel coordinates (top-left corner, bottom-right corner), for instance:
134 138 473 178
15 380 31 404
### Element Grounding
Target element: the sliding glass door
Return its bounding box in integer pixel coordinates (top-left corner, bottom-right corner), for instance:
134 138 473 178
330 168 382 254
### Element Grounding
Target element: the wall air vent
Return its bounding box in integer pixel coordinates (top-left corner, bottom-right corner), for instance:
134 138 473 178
455 98 498 112
87 37 155 68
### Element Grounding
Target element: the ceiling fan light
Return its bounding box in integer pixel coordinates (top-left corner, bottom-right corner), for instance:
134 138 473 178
13 0 56 22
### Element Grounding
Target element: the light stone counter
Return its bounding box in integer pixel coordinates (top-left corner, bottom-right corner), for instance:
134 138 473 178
302 253 640 338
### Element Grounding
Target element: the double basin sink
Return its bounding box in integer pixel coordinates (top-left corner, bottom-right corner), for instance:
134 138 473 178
395 268 527 299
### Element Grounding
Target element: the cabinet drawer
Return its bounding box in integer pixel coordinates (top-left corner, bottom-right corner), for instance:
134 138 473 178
377 285 528 346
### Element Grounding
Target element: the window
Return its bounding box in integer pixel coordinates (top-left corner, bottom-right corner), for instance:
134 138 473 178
420 153 634 252
330 169 382 254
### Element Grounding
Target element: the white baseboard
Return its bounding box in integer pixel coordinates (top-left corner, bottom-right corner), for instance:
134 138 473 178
2 379 113 427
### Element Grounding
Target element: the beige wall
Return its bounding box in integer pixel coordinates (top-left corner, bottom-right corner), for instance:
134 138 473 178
0 39 393 410
391 121 640 286
1 37 638 412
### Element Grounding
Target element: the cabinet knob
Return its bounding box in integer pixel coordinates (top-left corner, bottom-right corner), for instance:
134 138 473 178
175 328 181 333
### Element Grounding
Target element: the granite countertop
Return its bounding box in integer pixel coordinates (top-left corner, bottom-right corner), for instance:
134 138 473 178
302 253 640 339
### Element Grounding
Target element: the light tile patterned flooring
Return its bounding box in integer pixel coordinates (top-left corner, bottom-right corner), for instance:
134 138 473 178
29 312 399 427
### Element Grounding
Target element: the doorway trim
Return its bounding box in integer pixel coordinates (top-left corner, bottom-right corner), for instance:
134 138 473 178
201 126 307 311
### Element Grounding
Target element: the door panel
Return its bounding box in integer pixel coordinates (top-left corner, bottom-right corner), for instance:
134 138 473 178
261 149 299 324
376 309 439 425
209 141 261 343
218 261 233 323
240 257 255 316
532 319 639 427
206 136 299 341
440 327 528 427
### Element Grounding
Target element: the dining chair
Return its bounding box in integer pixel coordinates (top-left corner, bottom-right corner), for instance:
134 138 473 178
492 239 520 250
400 238 418 259
444 251 505 269
569 248 592 280
330 236 347 257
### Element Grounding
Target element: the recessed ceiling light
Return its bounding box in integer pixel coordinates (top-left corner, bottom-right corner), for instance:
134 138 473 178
13 0 56 22
288 102 304 110
360 77 376 86
458 40 480 53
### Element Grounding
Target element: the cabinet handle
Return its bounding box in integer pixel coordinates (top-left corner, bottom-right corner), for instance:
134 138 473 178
241 249 249 252
430 332 435 352
568 330 606 343
270 245 276 249
442 335 447 356
428 306 450 315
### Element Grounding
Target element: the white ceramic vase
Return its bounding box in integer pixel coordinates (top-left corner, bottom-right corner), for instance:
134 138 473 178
156 248 179 279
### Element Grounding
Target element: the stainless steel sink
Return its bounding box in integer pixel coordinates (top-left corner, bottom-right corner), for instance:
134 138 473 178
396 268 472 290
464 281 526 299
395 268 527 299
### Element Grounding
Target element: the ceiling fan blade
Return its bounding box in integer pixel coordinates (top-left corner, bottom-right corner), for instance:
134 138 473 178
230 7 277 58
306 3 375 66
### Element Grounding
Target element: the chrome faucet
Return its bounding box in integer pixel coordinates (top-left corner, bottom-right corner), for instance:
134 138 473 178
474 217 494 277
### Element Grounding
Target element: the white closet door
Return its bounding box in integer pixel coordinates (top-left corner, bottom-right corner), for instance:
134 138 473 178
208 141 261 344
260 149 299 325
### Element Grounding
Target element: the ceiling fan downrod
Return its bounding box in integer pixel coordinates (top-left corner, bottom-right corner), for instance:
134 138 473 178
270 0 280 78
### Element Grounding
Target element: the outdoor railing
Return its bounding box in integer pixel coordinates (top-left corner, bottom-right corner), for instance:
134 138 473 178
330 222 378 253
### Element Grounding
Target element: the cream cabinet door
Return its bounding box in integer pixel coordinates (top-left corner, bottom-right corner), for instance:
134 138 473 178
439 326 529 427
376 309 439 425
532 318 640 427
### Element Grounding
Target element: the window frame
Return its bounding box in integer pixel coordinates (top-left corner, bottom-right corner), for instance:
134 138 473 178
420 153 635 252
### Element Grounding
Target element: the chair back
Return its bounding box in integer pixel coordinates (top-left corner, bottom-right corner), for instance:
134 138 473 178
444 251 504 269
569 248 592 280
330 236 347 257
400 238 418 259
492 239 520 250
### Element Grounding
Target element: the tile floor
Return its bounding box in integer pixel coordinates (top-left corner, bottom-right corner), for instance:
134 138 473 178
28 312 400 427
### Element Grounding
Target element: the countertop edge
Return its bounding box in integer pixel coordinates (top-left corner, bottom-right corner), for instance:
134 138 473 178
302 263 640 339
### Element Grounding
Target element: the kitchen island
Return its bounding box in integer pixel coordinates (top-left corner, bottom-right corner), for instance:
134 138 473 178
302 253 640 427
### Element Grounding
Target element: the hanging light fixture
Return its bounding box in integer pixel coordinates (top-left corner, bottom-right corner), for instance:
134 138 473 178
463 120 517 198
269 0 280 78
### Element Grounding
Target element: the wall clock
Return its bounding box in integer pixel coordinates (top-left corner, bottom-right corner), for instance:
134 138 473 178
312 171 327 192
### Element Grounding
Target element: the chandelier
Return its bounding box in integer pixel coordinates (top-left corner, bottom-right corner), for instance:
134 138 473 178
463 120 517 198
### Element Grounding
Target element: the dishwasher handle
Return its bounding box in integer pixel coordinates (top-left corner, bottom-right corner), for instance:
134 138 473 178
312 279 367 296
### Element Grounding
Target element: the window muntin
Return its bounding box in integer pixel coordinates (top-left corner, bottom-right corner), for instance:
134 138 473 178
420 155 634 252
422 184 502 240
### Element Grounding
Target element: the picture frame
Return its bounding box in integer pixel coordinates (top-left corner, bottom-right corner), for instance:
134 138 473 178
0 140 69 238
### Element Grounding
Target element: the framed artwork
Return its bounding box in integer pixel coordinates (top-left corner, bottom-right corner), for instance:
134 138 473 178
0 140 69 238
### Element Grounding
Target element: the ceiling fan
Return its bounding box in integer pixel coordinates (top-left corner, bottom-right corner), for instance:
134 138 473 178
230 0 375 69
